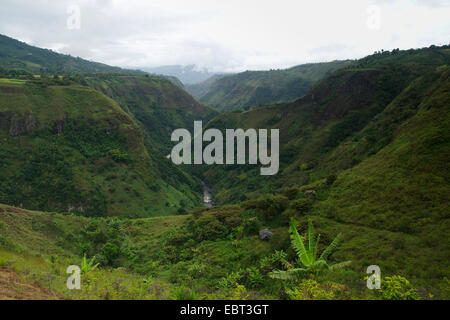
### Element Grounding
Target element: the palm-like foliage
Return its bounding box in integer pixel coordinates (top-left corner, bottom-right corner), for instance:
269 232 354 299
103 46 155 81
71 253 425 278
269 219 351 280
80 254 99 275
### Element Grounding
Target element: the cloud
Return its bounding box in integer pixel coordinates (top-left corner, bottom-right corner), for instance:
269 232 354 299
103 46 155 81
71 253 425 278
0 0 449 72
375 0 450 8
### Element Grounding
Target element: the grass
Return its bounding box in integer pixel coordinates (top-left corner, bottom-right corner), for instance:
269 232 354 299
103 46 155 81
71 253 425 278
0 78 26 85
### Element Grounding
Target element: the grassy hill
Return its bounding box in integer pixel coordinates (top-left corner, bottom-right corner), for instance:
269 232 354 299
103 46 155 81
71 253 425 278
197 61 352 111
0 77 201 218
0 203 276 299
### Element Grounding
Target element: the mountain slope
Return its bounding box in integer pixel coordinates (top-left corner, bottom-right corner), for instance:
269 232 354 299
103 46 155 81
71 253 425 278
191 46 450 291
0 34 140 74
0 44 449 300
199 60 352 111
201 46 450 205
185 74 228 100
84 74 218 154
0 78 201 217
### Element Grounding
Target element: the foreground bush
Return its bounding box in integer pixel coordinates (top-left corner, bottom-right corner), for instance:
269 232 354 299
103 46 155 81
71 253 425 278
379 275 420 300
269 219 351 280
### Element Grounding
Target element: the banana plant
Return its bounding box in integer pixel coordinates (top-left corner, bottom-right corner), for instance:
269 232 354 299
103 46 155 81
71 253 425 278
80 254 99 275
269 218 351 280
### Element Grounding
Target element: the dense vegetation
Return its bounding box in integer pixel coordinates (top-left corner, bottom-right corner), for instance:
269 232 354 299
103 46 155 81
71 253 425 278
84 74 218 154
193 46 450 297
195 61 352 111
0 36 449 300
0 76 205 217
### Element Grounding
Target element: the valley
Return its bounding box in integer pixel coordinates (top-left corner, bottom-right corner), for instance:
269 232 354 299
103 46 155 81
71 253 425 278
0 33 449 300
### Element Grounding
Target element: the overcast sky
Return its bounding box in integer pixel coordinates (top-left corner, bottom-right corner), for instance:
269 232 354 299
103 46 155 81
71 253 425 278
0 0 449 72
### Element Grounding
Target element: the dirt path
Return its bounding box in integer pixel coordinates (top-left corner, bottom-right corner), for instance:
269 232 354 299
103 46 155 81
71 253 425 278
0 267 60 300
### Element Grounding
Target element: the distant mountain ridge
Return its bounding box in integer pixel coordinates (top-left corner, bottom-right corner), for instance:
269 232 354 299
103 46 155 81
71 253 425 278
195 60 353 111
0 34 144 75
185 74 228 100
141 64 226 84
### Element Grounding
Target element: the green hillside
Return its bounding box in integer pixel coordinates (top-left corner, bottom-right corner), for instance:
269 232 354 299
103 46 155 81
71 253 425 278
176 46 449 297
201 46 450 204
185 74 229 100
85 74 218 154
0 78 201 218
0 203 279 299
0 36 449 300
0 34 140 74
198 61 352 111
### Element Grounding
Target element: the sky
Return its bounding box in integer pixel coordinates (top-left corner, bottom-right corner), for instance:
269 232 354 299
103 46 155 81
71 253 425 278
0 0 449 72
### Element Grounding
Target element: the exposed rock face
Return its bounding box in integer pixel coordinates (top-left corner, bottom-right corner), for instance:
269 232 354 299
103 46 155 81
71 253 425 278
10 113 36 137
52 120 65 135
259 229 273 240
0 112 36 137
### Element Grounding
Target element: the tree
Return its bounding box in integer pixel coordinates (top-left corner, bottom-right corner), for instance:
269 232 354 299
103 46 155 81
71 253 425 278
269 219 351 280
101 242 120 265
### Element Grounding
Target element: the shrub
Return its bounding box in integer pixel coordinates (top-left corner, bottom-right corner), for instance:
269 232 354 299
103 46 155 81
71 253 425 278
101 242 120 265
187 207 242 241
282 208 298 220
269 219 351 280
290 198 312 213
0 257 9 267
217 271 243 289
326 174 337 186
260 250 288 273
190 215 228 241
379 275 420 300
242 218 261 236
287 279 344 300
284 187 299 200
244 267 264 288
176 207 187 215
438 278 450 300
108 149 129 163
170 285 200 300
243 195 289 221
188 262 207 279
